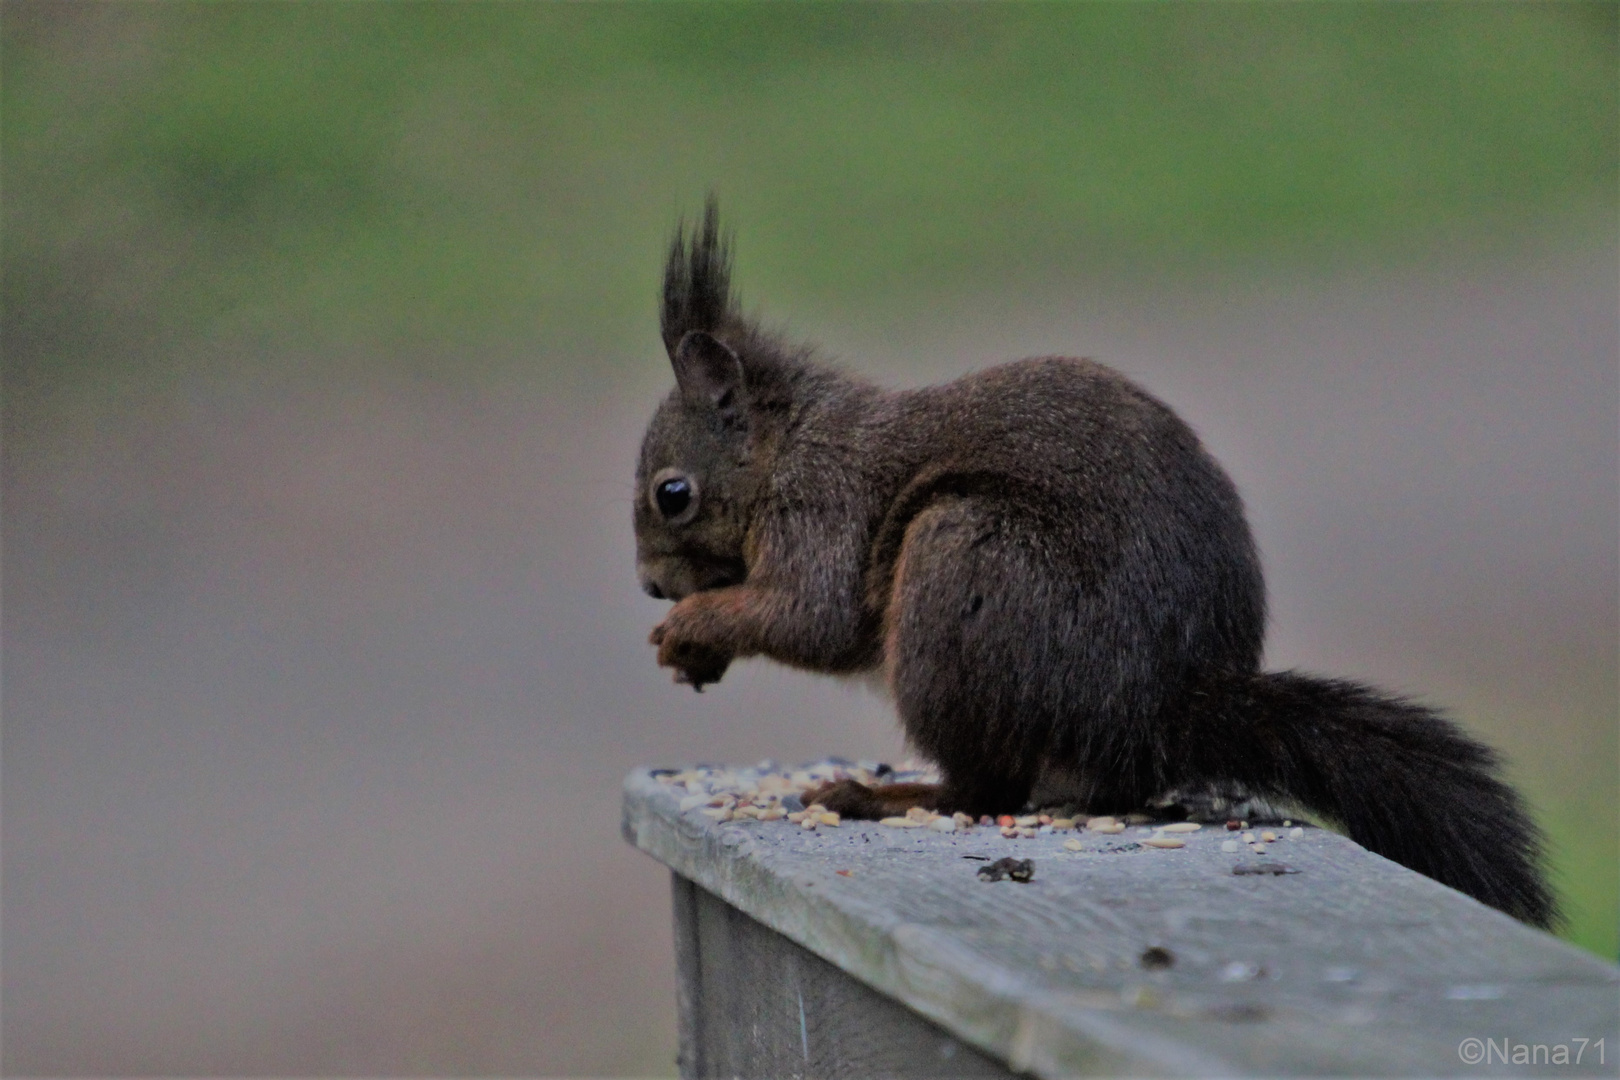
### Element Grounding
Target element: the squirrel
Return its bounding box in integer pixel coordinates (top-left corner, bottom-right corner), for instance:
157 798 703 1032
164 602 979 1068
633 198 1555 928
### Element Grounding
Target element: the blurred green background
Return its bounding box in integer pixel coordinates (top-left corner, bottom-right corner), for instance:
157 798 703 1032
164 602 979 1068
8 3 1613 387
4 3 1615 1075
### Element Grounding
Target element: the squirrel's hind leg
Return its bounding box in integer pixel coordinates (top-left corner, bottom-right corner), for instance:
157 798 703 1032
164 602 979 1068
878 496 1061 818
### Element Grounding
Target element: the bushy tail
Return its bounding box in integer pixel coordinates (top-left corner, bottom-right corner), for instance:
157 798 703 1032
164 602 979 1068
1179 671 1555 927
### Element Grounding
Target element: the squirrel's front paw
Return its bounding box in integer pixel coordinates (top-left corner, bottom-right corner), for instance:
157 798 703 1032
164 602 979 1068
672 644 732 691
650 593 743 691
650 625 732 691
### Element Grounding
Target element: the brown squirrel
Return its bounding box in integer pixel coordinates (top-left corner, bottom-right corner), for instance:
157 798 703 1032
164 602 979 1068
633 199 1554 927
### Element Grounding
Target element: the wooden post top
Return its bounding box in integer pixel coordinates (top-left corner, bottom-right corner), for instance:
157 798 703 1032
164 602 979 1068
624 764 1618 1077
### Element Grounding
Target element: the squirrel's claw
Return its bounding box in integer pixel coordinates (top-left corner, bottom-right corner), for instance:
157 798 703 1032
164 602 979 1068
672 667 709 692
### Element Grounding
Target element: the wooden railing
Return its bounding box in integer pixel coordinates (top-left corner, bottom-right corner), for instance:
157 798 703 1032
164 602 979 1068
623 767 1618 1077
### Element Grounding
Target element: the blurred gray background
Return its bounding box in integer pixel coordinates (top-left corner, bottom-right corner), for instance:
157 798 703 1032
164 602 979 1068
3 3 1615 1075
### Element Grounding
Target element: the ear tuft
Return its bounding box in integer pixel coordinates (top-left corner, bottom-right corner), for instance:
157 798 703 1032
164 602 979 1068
661 195 736 356
673 331 745 421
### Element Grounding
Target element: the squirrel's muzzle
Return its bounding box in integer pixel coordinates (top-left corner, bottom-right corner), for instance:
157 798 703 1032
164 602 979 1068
638 556 746 603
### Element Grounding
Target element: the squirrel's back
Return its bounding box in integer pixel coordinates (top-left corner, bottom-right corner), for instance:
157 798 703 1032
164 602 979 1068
868 355 1266 716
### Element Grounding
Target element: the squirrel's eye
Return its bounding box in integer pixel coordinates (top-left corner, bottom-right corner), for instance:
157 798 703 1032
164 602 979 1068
648 467 699 524
654 475 694 520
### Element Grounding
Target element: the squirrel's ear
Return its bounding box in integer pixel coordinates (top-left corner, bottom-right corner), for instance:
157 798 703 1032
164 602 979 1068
672 331 745 421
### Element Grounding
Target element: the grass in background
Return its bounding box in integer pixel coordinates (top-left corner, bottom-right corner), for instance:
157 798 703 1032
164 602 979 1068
5 2 1613 379
4 2 1615 958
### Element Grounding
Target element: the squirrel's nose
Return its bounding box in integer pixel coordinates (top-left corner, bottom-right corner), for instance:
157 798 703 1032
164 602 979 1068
641 578 666 600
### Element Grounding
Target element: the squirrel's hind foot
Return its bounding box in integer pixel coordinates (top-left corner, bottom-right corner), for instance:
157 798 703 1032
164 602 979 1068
806 779 943 819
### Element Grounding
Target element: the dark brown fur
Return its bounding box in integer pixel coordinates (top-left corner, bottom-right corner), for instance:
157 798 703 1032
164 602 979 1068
633 199 1555 927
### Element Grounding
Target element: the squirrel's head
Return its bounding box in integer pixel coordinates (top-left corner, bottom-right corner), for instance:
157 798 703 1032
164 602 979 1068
635 329 757 601
635 198 775 602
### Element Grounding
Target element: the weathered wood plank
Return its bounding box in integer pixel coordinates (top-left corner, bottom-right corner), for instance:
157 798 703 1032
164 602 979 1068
625 767 1619 1077
673 874 1014 1078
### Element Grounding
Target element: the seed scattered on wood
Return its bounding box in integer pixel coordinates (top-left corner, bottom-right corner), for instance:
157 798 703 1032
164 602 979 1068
1225 820 1242 831
1260 830 1277 843
1221 839 1240 853
817 812 841 827
701 807 733 821
760 808 786 821
927 816 958 833
836 869 852 877
1160 822 1202 833
1015 814 1040 827
1063 838 1084 852
1282 819 1293 827
1139 946 1175 969
1250 843 1268 854
1241 831 1256 843
1000 826 1018 838
1052 818 1076 830
800 817 817 830
906 806 933 823
1037 814 1053 826
1143 836 1185 849
881 816 923 828
997 814 1017 828
1289 827 1305 840
953 812 975 827
1017 826 1038 838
